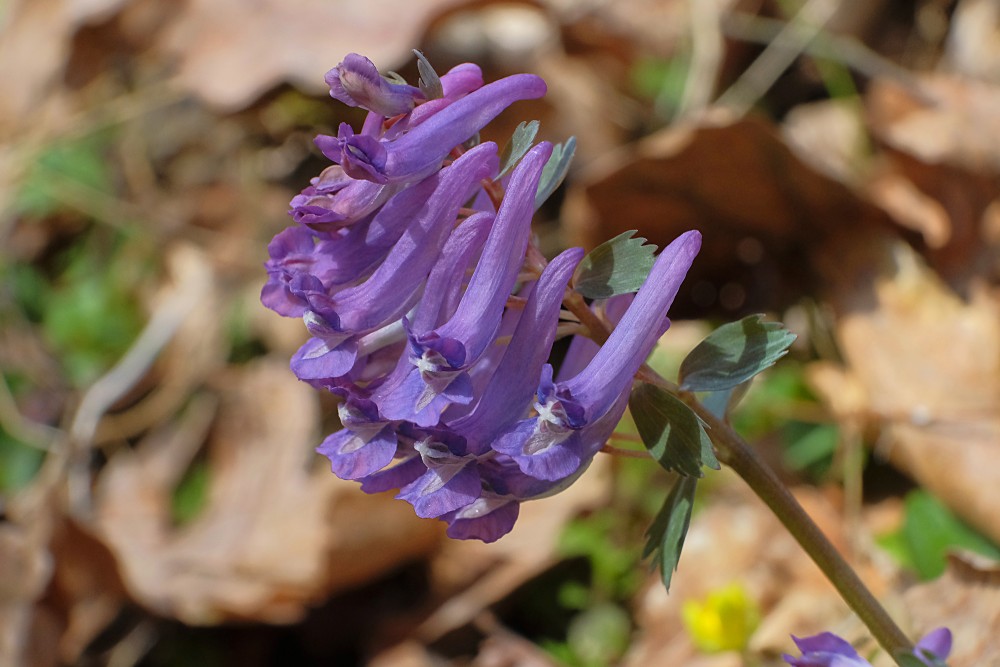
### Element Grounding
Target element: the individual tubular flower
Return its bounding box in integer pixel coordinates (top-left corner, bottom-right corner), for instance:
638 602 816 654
325 53 423 117
315 72 546 184
374 142 554 426
492 230 702 481
288 166 398 231
289 142 498 381
783 629 952 667
376 248 585 539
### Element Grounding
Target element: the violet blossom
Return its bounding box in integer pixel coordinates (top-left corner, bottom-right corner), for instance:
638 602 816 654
783 629 952 667
262 51 701 542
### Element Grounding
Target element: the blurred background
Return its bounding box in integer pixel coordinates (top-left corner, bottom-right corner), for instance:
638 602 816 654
1 0 998 665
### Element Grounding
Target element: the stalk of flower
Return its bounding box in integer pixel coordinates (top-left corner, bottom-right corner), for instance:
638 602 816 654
262 52 954 665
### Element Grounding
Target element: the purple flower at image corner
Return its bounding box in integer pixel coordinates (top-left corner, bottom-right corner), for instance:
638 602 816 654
783 628 952 667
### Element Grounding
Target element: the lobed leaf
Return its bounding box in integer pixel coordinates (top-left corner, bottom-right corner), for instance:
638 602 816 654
413 49 443 100
679 315 796 392
630 382 719 477
535 136 576 209
643 475 698 592
573 230 657 299
498 120 540 178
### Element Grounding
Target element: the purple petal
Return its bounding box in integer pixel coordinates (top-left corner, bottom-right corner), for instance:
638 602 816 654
563 230 701 419
397 463 482 518
410 212 493 332
325 53 421 117
338 73 545 184
450 247 584 451
783 633 870 667
317 426 397 480
290 336 358 381
431 142 553 362
444 496 519 542
915 628 952 664
329 142 499 333
359 454 426 493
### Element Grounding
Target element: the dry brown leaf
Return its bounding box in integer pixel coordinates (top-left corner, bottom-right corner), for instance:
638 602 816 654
811 239 1000 545
944 0 1000 82
95 359 441 625
157 0 465 111
0 0 135 134
563 115 897 317
865 75 1000 286
0 514 56 667
900 563 1000 667
417 456 612 642
623 471 886 666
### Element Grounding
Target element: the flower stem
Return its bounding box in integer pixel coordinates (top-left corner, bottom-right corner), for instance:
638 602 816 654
684 396 915 663
559 293 915 663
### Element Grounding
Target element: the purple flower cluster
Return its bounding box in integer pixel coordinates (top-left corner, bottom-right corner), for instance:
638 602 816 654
262 53 701 542
784 628 952 667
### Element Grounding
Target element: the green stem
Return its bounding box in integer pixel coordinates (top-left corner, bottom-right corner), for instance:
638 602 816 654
559 293 914 663
684 396 915 663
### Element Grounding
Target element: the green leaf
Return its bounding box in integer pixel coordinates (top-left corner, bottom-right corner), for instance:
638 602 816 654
881 489 1000 580
630 382 719 477
413 50 443 100
679 315 797 392
0 428 45 493
498 120 540 178
644 476 698 592
573 230 657 299
535 136 575 209
16 132 114 216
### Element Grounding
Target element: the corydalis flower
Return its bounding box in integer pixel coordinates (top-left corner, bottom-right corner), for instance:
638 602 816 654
783 629 952 667
325 53 422 117
492 231 702 482
263 51 702 543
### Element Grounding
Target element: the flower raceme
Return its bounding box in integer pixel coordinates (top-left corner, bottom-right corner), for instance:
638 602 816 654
261 52 701 542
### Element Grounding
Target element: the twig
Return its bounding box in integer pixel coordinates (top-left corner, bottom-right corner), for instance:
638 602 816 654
721 12 936 104
715 0 840 115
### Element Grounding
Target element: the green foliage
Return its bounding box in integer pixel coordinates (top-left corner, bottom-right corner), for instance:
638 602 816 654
565 603 632 667
729 362 839 478
643 475 698 592
535 136 576 209
413 49 443 100
41 240 146 386
171 459 211 525
15 132 115 217
498 120 540 178
0 427 45 493
630 55 690 117
679 315 797 392
573 230 657 299
877 489 1000 581
629 382 719 477
559 513 643 602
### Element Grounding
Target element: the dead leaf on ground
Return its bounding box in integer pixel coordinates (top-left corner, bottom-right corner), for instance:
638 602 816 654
94 358 442 625
865 74 1000 287
563 114 899 318
898 560 1000 667
415 456 612 643
809 239 1000 546
623 471 893 666
157 0 466 111
0 0 135 134
0 510 56 667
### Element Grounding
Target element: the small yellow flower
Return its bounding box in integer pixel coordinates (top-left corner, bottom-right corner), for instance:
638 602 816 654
681 583 760 653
